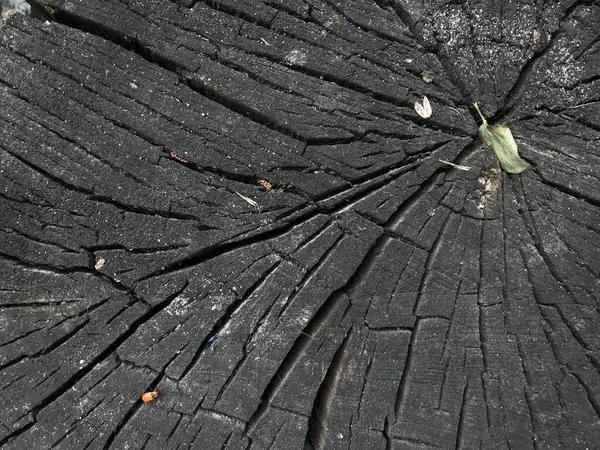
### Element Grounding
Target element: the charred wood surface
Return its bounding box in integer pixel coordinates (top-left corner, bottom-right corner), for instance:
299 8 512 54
1 1 599 448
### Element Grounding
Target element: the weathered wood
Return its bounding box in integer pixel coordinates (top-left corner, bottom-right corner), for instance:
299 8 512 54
1 0 599 449
0 1 29 16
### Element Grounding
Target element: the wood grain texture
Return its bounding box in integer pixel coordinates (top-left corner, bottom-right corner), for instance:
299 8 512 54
1 1 599 448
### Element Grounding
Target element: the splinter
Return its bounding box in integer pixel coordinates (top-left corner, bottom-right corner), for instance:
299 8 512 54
170 151 188 164
258 179 272 191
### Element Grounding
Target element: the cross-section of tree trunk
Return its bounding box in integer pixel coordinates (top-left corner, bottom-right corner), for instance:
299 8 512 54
1 1 599 448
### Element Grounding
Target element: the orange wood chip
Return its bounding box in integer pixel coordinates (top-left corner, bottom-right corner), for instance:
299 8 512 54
141 391 158 403
258 179 272 191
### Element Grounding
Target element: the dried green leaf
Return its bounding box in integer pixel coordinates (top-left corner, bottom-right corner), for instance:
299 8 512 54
474 103 530 174
235 191 260 210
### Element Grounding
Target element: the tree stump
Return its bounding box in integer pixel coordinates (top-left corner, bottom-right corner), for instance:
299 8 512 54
1 1 599 448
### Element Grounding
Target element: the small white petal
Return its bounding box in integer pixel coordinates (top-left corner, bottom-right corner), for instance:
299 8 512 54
415 96 432 119
95 258 106 270
422 96 432 116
